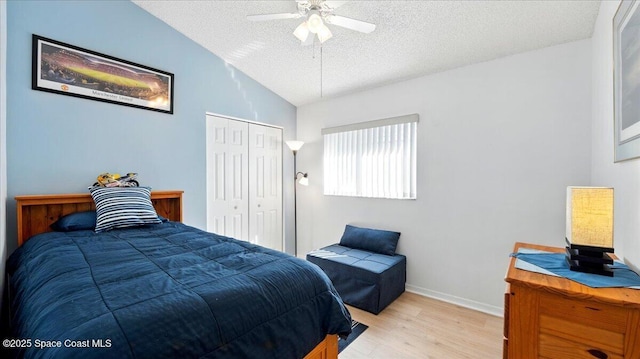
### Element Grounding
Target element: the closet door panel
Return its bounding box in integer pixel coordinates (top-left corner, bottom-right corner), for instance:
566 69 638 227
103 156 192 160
249 124 282 250
249 124 265 245
226 119 249 241
266 126 282 250
206 115 228 236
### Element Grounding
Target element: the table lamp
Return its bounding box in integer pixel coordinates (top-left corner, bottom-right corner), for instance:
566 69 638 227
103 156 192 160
565 186 614 276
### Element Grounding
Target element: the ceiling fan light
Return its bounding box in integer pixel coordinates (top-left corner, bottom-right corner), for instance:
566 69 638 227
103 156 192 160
307 12 323 34
317 24 332 43
293 22 310 42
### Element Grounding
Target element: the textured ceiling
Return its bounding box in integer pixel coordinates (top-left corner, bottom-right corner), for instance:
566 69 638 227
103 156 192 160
133 0 601 106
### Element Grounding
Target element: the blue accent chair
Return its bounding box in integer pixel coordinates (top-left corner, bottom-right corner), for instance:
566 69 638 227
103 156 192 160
306 225 406 314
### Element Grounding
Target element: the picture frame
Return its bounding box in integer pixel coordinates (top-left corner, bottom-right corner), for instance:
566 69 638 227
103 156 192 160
32 34 174 114
613 0 640 161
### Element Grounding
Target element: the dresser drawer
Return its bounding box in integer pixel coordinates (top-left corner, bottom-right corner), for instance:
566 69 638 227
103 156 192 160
503 285 510 339
538 292 626 356
539 292 627 333
539 315 624 355
539 333 623 359
503 286 509 359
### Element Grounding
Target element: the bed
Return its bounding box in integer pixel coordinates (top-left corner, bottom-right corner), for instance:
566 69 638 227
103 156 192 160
7 190 351 359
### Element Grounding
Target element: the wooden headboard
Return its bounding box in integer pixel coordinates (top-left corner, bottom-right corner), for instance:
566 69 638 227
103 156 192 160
15 190 183 246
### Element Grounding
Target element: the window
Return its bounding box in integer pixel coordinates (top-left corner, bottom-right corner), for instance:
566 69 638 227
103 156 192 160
322 114 418 199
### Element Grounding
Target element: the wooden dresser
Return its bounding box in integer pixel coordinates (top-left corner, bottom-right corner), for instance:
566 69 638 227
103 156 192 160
504 242 640 359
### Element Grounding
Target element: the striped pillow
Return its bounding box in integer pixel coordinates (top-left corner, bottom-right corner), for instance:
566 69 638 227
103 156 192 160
90 187 161 232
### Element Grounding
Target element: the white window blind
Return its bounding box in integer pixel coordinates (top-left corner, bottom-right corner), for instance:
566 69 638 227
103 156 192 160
322 114 418 199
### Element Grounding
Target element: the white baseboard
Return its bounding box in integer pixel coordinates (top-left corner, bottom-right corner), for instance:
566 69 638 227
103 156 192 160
405 284 503 318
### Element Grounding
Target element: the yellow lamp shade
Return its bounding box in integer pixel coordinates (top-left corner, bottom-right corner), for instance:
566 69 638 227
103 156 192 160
565 186 614 249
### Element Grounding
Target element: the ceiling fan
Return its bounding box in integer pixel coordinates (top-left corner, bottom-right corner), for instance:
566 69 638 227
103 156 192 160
247 0 376 44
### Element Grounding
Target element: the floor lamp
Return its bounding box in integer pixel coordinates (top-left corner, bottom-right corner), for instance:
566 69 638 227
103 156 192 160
286 140 308 257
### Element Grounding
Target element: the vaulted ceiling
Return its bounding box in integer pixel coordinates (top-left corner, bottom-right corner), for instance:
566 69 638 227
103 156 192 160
133 0 601 106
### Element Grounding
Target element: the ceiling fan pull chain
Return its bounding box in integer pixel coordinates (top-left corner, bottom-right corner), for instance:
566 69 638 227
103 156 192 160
320 45 323 98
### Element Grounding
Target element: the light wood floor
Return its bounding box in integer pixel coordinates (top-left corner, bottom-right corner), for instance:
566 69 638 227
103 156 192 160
340 292 503 359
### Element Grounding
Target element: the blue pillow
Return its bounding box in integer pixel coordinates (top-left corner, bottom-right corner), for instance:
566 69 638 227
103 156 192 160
50 211 97 231
90 187 161 232
339 225 401 256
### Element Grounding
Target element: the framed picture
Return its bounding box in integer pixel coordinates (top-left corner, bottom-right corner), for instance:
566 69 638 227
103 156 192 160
32 35 173 114
614 0 640 161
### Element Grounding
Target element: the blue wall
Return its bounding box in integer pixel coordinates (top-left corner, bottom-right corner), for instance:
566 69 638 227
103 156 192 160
5 0 297 253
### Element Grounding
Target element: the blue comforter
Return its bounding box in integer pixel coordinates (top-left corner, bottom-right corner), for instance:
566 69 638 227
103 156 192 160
7 222 351 359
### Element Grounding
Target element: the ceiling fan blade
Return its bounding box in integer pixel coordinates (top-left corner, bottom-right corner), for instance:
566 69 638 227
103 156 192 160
247 13 301 21
324 1 348 10
325 15 376 33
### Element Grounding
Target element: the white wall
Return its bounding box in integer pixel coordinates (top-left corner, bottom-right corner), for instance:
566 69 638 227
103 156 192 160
297 39 592 314
591 1 640 270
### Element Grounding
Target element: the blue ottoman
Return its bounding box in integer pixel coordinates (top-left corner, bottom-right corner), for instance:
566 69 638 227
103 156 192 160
307 244 406 314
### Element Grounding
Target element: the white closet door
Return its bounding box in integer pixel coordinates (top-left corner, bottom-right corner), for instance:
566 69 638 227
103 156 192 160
249 124 282 250
205 115 249 240
226 119 249 241
206 115 228 235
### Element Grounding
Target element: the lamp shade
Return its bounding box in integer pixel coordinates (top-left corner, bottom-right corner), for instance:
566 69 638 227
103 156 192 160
298 175 309 186
317 24 333 43
566 186 614 249
286 140 304 152
293 22 310 42
307 11 323 33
